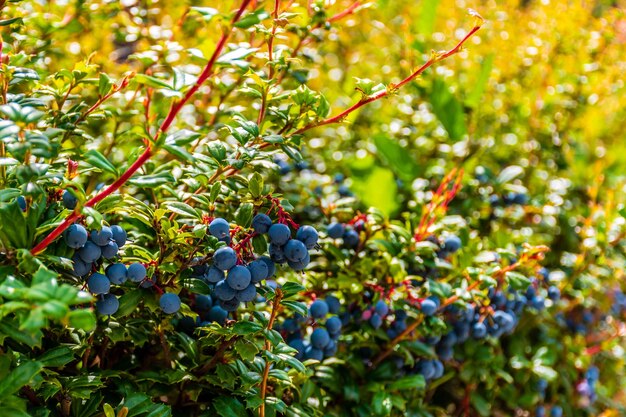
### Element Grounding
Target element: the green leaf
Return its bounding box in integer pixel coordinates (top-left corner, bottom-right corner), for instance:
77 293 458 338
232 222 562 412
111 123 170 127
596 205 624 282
281 282 305 298
213 397 246 417
389 374 426 390
84 150 118 176
465 54 494 108
134 74 173 89
416 0 439 36
37 346 74 367
373 135 419 181
496 165 524 184
248 172 263 198
103 404 115 417
233 10 270 29
98 73 113 97
470 393 491 416
430 79 467 141
67 309 96 331
0 361 43 399
115 289 143 317
233 321 263 335
235 203 254 228
351 167 399 217
372 391 393 416
166 202 200 219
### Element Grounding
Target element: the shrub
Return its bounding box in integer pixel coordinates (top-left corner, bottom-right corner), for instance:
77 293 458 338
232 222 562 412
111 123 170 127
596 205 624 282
0 1 624 417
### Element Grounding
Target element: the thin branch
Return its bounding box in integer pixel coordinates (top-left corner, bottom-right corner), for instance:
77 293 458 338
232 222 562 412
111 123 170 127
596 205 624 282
290 15 484 137
259 289 283 417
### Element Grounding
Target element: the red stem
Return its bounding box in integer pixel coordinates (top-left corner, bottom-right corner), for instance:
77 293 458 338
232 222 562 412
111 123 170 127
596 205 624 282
31 0 253 255
291 21 482 137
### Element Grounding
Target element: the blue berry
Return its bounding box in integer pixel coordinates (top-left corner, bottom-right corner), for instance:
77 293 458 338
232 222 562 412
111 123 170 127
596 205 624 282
289 338 305 359
417 360 436 379
311 328 331 349
284 239 308 262
437 345 454 361
370 313 383 328
443 235 462 253
204 266 225 284
550 406 562 417
127 262 147 282
326 316 342 333
472 322 487 339
101 241 119 259
433 360 445 379
548 286 560 301
62 190 77 209
296 225 318 249
304 345 324 361
105 263 127 284
375 300 389 317
88 273 110 295
258 256 276 278
91 226 112 246
214 280 236 301
219 298 240 311
310 300 329 318
17 196 26 211
236 284 257 302
213 247 237 270
140 279 155 288
78 241 102 263
531 296 546 311
342 229 359 249
209 218 230 239
327 222 345 239
420 299 438 316
72 253 91 276
323 339 337 356
248 260 269 283
65 224 88 249
269 243 286 264
195 294 213 311
110 225 127 247
226 265 251 290
536 406 546 417
268 223 291 245
208 305 228 324
207 306 228 324
96 294 119 315
160 293 181 314
252 213 272 234
283 319 299 333
287 252 310 271
393 319 407 333
325 296 341 314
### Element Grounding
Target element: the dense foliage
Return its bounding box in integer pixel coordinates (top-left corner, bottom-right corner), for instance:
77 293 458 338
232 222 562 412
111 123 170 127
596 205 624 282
0 1 625 416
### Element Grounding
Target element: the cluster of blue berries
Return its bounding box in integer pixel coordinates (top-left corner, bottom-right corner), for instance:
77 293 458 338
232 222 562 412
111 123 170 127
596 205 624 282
326 221 362 249
576 366 599 406
417 280 559 362
535 405 563 417
190 217 279 313
177 293 231 334
273 156 309 175
252 214 319 271
279 296 342 362
65 221 182 316
489 192 528 207
65 223 127 276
